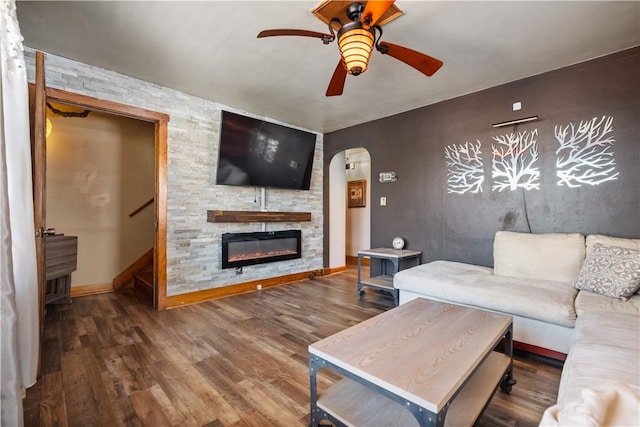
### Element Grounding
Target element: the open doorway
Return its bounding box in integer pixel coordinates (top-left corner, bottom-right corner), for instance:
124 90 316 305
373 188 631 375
46 102 155 301
327 148 371 269
31 84 169 309
345 148 371 262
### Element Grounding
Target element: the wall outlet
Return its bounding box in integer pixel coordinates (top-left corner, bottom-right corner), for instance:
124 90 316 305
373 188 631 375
513 101 522 111
380 197 387 206
257 284 262 290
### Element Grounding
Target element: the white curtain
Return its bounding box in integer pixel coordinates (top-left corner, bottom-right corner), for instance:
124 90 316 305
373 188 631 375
0 1 40 426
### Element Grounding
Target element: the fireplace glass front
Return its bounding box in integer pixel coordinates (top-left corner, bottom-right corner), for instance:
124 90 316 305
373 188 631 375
221 230 302 269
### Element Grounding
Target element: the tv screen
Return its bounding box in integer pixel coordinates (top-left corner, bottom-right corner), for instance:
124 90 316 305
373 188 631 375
216 111 316 190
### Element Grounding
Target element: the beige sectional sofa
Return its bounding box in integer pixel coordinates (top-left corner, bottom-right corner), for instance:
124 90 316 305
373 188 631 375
393 231 640 424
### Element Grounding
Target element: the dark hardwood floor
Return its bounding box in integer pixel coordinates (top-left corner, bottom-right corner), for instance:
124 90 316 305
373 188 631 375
24 267 562 427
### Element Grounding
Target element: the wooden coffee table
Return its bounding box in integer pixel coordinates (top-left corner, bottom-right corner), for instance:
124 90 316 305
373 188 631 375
308 298 515 427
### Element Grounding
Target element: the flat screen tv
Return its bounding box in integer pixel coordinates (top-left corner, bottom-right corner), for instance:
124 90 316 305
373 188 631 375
216 110 316 190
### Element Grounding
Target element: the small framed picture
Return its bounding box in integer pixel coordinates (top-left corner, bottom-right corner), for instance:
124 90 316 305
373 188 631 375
348 180 366 208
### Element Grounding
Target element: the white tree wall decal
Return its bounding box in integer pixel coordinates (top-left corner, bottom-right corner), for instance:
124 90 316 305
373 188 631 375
491 129 540 192
555 115 618 187
445 140 484 194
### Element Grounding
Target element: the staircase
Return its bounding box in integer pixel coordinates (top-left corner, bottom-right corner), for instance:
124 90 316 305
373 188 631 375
122 199 155 304
113 248 154 305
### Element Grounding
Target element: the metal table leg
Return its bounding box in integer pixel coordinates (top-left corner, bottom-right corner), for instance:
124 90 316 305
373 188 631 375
500 324 516 393
309 354 325 427
357 255 364 298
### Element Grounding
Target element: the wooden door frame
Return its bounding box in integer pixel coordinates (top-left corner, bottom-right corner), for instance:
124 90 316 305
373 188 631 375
36 87 170 309
30 53 47 375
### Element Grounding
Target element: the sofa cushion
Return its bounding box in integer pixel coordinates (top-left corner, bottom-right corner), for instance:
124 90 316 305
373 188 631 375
571 243 640 300
587 235 640 295
557 311 640 404
393 260 578 327
493 231 585 283
541 382 640 427
575 290 640 316
586 234 640 256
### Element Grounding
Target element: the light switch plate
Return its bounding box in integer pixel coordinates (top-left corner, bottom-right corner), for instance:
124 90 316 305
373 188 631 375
380 197 387 206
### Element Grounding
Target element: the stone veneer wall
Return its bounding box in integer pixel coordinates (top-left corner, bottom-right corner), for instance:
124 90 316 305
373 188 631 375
24 48 324 297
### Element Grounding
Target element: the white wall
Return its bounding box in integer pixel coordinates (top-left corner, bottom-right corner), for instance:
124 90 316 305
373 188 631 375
120 118 155 268
345 148 371 256
328 152 346 268
46 106 155 287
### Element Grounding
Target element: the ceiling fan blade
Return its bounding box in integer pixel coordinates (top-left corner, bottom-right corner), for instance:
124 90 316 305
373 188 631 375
326 61 347 97
378 42 443 76
257 29 333 40
360 0 395 28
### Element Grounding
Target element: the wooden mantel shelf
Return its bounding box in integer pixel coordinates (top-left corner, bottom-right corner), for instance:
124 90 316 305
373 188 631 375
207 210 311 223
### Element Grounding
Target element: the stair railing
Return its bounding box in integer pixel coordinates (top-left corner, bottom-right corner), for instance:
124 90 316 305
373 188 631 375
129 197 154 217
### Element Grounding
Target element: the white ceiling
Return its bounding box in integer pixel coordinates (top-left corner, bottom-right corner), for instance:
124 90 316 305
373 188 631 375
16 1 640 133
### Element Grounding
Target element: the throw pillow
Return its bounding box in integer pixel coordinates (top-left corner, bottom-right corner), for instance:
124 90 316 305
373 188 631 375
571 243 640 300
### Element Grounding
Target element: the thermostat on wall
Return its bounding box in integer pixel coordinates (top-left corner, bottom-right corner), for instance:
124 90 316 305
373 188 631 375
379 172 397 183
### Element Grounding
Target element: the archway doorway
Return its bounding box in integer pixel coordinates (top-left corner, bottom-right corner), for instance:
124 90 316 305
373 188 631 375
345 148 371 262
328 148 371 269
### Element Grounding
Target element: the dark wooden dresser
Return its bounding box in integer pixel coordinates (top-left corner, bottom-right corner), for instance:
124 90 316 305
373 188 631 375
45 235 78 304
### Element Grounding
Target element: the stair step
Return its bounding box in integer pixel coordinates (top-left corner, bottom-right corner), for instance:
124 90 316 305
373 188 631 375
139 265 153 274
136 271 153 285
134 272 153 299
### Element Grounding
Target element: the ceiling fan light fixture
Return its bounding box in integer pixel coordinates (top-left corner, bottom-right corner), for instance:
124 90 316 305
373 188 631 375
257 1 443 97
338 26 374 76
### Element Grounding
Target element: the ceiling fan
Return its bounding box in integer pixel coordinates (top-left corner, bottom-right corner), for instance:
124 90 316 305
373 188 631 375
257 0 443 97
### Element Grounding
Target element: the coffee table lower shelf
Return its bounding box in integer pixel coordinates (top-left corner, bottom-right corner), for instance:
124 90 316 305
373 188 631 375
316 352 510 427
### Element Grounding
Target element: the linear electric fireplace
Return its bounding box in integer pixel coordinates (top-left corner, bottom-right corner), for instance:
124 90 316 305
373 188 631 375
221 230 302 269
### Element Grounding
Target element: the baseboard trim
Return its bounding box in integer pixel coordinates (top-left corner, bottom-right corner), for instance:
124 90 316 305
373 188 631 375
71 283 114 298
166 269 324 309
513 341 567 361
322 265 347 276
346 256 369 266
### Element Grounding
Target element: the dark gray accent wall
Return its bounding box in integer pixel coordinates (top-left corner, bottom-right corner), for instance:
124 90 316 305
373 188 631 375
324 47 640 268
